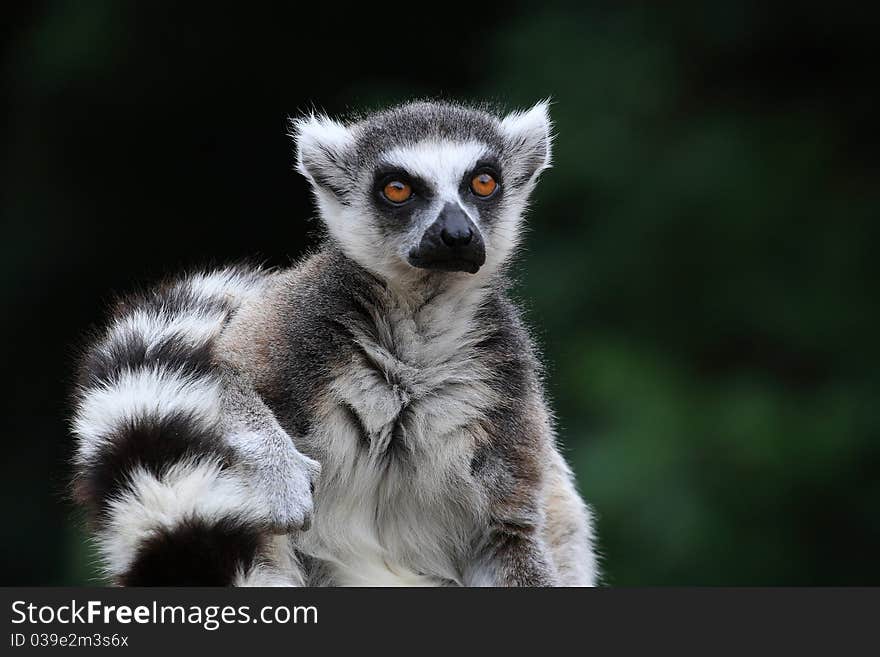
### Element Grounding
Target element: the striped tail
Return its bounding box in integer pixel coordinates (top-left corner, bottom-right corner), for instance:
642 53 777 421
71 266 300 586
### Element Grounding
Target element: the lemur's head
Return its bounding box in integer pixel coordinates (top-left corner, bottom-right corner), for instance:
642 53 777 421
291 100 552 282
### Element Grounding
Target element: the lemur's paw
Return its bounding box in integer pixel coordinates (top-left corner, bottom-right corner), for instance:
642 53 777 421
226 429 321 535
261 450 321 535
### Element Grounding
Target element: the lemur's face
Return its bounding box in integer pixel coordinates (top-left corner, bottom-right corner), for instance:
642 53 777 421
292 101 552 282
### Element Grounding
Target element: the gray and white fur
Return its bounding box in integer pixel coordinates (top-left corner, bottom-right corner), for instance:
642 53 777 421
70 100 598 586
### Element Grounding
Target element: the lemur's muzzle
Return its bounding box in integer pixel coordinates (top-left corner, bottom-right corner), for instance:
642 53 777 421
408 203 486 274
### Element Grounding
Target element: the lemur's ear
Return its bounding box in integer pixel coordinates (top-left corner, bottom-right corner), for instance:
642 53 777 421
290 113 355 199
499 100 553 186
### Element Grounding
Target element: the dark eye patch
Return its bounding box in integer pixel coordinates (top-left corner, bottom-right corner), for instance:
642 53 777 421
369 166 433 227
458 159 505 228
461 159 503 200
372 166 433 202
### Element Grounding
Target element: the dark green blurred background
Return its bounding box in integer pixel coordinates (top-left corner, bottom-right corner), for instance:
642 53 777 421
2 2 878 585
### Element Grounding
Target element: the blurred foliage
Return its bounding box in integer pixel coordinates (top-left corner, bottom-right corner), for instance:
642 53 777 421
2 1 877 584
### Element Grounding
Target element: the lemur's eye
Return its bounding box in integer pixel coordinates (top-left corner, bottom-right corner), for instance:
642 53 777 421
382 180 413 204
470 172 498 198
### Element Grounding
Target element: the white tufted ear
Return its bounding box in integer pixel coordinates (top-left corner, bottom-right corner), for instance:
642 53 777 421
289 113 356 198
499 100 553 185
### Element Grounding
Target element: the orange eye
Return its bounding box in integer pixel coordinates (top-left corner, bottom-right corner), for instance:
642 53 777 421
382 180 413 204
471 172 498 198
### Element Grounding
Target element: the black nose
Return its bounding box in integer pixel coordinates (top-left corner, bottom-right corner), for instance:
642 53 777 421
408 202 486 274
441 223 473 247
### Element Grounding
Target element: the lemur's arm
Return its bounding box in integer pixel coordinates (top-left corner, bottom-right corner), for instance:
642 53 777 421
463 324 597 588
472 446 595 587
71 267 318 586
463 416 561 587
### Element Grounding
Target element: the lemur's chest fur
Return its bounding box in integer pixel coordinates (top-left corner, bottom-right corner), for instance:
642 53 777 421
294 289 498 586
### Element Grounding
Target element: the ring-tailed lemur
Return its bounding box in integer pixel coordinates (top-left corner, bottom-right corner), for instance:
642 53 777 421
71 100 598 586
